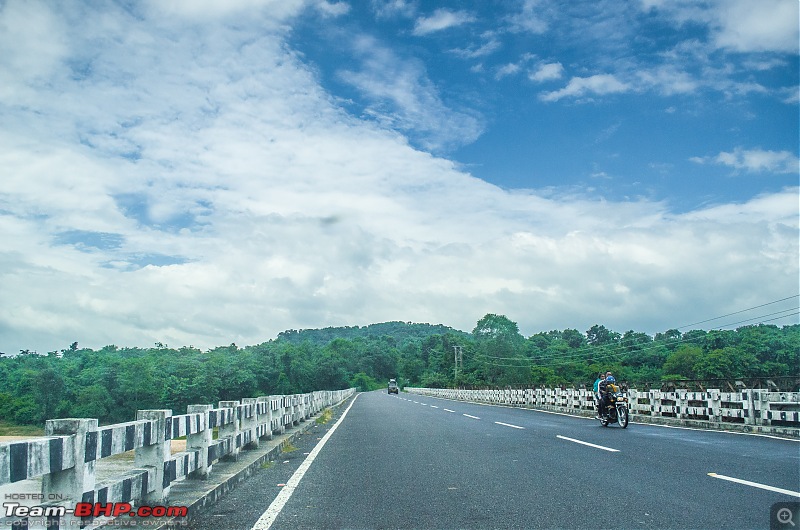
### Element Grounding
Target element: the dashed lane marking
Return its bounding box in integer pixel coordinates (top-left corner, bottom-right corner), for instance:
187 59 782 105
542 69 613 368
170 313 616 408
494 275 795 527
707 473 800 497
495 421 525 429
463 414 481 420
556 435 619 452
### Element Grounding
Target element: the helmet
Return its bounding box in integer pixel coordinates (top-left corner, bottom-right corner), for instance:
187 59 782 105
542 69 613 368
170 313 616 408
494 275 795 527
605 375 616 383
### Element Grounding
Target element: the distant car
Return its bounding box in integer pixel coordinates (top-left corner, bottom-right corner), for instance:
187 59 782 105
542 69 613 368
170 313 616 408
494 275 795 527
388 379 399 394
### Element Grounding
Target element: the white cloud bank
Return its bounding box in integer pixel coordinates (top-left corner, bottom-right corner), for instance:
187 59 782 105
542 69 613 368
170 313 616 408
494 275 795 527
691 148 800 174
0 1 797 354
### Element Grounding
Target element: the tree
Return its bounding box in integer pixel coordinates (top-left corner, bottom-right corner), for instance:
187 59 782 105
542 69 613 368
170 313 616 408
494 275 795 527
472 314 524 385
473 314 522 342
561 329 585 349
662 345 702 379
586 324 619 346
351 372 379 392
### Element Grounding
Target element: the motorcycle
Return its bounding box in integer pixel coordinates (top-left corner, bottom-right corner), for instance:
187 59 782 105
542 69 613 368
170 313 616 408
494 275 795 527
599 390 629 428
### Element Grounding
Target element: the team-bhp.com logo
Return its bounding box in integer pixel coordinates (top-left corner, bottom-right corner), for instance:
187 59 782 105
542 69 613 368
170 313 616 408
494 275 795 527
3 502 188 519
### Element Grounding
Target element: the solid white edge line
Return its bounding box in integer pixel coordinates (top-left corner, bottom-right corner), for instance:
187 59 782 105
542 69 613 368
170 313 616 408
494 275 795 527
463 414 481 419
495 421 525 430
251 394 360 530
556 435 619 452
707 473 800 498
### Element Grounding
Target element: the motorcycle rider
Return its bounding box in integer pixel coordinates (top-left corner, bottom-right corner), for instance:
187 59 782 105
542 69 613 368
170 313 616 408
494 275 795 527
593 372 605 419
598 371 616 418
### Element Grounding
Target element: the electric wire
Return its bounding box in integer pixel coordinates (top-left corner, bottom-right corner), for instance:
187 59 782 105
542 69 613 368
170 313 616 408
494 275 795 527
468 296 799 370
674 295 798 330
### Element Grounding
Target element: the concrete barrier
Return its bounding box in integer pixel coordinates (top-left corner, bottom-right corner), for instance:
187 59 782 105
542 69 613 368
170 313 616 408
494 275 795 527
0 388 355 529
406 386 800 437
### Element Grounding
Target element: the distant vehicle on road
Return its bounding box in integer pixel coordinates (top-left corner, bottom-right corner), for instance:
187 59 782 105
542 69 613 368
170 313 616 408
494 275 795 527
388 379 399 394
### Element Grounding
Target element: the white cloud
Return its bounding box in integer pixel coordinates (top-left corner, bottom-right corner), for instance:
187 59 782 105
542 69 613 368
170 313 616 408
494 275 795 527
338 36 483 151
506 0 548 34
691 148 800 174
495 63 521 80
640 0 799 54
528 62 563 83
371 0 415 19
450 32 502 59
0 1 68 85
711 0 799 54
0 2 796 355
540 74 629 102
412 8 475 36
313 0 350 18
636 66 698 95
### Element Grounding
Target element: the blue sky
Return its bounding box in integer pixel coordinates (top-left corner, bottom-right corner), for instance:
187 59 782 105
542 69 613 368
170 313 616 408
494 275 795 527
292 0 798 208
0 0 797 354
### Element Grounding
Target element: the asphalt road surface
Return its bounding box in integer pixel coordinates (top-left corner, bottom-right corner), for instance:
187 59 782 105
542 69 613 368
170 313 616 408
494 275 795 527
185 390 800 530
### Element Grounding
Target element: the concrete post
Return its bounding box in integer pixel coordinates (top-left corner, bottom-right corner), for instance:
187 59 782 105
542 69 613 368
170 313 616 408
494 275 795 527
41 419 97 502
186 405 213 479
135 410 172 504
219 401 240 461
744 390 756 426
708 389 721 422
37 419 97 530
257 397 273 441
241 398 258 449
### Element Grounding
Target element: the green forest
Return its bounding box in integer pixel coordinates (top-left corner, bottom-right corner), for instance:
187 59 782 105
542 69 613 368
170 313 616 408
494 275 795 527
1 315 798 427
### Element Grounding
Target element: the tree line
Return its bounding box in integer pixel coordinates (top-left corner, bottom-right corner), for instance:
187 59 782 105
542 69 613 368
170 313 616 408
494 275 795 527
0 317 797 426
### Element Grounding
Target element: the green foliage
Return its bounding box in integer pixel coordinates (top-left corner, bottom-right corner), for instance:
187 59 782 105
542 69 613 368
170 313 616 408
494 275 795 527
351 372 380 392
0 319 797 427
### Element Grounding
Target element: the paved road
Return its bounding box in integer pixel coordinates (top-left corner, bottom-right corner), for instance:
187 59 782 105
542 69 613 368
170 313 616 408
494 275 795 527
186 390 800 530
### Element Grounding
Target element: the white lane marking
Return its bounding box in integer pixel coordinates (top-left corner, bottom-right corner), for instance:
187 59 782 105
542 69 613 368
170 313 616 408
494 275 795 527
463 414 481 420
251 395 360 530
707 473 800 498
444 409 455 413
556 435 619 452
495 421 525 430
430 406 439 409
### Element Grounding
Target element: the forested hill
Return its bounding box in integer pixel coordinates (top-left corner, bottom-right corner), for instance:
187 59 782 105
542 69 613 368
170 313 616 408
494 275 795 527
0 316 797 427
276 321 468 346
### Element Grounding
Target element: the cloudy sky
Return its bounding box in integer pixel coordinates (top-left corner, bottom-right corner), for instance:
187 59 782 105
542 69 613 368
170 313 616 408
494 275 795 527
0 0 798 354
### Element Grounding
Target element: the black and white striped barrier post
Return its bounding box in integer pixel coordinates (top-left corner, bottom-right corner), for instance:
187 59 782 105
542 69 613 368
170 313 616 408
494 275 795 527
135 410 172 505
186 404 213 479
218 401 240 462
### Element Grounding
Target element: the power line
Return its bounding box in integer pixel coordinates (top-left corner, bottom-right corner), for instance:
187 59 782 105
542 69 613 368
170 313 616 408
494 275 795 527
675 295 799 330
468 300 799 370
710 308 799 330
522 299 799 364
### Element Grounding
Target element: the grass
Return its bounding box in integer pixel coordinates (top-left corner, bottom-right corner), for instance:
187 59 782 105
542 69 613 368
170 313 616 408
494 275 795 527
281 441 299 453
0 422 45 437
260 460 275 469
315 408 334 425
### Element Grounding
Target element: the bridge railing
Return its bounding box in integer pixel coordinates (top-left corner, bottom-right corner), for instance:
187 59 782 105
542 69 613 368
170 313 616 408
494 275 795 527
405 387 799 436
0 388 355 529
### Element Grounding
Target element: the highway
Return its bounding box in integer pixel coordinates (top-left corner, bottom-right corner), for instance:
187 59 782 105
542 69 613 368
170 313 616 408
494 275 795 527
185 390 800 529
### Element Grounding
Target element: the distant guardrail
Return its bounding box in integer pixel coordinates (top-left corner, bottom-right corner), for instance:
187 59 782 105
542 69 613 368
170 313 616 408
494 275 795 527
0 388 355 529
405 387 800 437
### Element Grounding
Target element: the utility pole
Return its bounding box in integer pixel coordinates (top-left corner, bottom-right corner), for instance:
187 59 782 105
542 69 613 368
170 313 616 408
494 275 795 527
453 345 463 381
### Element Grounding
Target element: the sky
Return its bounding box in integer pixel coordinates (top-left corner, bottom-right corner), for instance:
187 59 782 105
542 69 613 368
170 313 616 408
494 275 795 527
0 0 798 354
